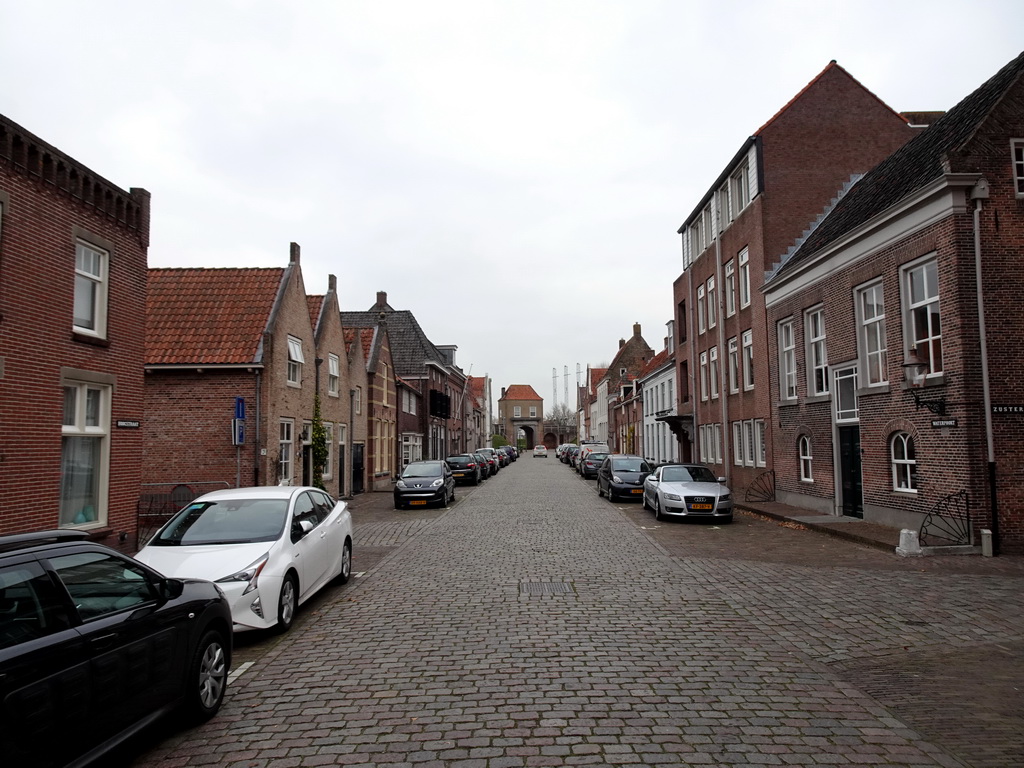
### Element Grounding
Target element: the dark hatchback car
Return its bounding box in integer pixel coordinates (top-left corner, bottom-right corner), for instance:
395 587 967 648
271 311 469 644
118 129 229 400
597 454 654 501
0 530 232 768
578 451 609 480
446 454 483 485
472 450 496 478
394 460 456 509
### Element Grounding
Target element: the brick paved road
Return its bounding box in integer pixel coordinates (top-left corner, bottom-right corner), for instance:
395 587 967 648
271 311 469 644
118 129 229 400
131 458 1024 767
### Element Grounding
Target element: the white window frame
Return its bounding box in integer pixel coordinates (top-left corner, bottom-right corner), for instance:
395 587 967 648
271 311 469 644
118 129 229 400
514 405 522 418
73 241 109 338
286 336 304 386
731 160 750 213
742 420 754 467
60 381 110 527
754 419 766 467
903 257 942 377
834 366 859 423
699 351 708 401
706 276 716 329
717 181 731 229
727 337 739 394
891 432 917 492
857 281 887 386
742 330 754 390
279 419 294 484
779 319 796 400
732 422 743 466
697 284 706 334
355 386 362 415
799 435 813 482
724 260 736 317
738 248 751 309
709 346 719 399
806 307 829 395
712 423 722 464
1013 139 1024 197
328 354 340 396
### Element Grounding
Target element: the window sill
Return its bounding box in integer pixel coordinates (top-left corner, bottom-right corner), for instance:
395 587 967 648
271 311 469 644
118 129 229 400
72 332 110 348
805 394 830 405
858 384 891 397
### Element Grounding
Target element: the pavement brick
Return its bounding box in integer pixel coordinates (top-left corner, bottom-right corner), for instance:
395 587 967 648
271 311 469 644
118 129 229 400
128 458 1023 768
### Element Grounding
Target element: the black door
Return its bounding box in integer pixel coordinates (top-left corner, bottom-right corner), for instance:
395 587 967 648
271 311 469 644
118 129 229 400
838 426 863 518
352 443 365 494
337 444 346 496
302 444 313 486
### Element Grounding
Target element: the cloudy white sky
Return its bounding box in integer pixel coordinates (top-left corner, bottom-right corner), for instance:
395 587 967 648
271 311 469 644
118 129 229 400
3 1 1022 408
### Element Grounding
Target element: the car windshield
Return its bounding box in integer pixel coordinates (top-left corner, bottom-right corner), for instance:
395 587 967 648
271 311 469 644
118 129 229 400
610 458 650 472
150 498 288 546
587 453 608 463
661 465 718 483
403 462 444 478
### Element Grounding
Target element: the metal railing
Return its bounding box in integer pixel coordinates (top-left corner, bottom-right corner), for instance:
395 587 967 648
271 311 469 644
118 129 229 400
918 490 971 547
744 470 776 502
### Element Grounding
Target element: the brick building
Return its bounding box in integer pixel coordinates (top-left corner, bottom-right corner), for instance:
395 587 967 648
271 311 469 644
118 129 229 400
0 114 150 542
498 385 544 448
576 367 607 443
763 51 1024 553
603 323 654 453
674 61 921 493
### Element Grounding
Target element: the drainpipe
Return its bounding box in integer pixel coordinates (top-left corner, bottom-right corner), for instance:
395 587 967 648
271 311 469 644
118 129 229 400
253 369 262 485
714 222 729 484
972 178 998 554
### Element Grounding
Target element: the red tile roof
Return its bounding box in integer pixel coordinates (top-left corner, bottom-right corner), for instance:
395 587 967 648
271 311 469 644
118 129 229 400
638 349 669 379
147 268 284 365
306 294 324 330
468 376 487 399
500 384 541 401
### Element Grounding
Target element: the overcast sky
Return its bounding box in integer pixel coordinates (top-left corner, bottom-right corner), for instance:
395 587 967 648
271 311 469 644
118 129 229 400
3 1 1022 408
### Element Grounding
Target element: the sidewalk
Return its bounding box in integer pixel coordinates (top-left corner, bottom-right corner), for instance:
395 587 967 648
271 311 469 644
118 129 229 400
736 500 905 552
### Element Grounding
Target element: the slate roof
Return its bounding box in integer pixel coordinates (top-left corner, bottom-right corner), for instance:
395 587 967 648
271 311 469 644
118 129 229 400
770 50 1024 282
500 384 542 401
341 297 450 379
147 268 285 365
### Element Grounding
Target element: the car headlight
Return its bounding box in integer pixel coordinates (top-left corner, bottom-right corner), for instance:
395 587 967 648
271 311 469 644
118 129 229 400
665 493 682 501
216 554 269 596
719 493 731 502
396 480 408 489
612 475 623 483
430 478 443 487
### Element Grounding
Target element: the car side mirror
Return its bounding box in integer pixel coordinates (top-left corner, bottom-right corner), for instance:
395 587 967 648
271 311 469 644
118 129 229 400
717 477 726 483
163 578 185 600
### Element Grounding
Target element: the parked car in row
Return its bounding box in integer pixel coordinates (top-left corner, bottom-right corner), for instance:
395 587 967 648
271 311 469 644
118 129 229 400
596 454 653 501
578 451 609 479
473 449 498 477
475 447 502 474
0 530 232 768
135 485 353 634
642 464 734 523
446 454 483 485
393 460 456 509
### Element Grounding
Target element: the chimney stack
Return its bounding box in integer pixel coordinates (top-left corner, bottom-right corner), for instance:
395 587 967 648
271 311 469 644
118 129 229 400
376 291 387 308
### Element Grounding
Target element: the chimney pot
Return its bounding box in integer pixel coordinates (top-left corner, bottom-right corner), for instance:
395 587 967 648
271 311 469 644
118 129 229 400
376 291 387 308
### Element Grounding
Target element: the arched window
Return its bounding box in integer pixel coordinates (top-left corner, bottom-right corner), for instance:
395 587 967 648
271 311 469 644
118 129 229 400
891 432 917 491
798 436 813 482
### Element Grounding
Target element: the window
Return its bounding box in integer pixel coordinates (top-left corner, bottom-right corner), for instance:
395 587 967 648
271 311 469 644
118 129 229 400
677 300 687 343
731 160 750 212
858 282 887 385
706 276 716 329
1014 140 1024 196
73 241 108 337
0 562 71 648
323 423 334 480
354 387 362 415
328 354 340 396
732 422 743 466
50 551 156 621
743 420 754 467
60 382 110 527
703 204 713 244
402 434 423 466
891 432 917 491
699 423 722 464
514 406 522 418
286 336 304 386
779 319 796 400
530 406 537 417
279 420 294 483
727 337 739 394
717 181 731 228
724 260 735 317
699 351 708 401
806 307 828 395
834 366 859 422
709 346 719 399
738 248 751 308
754 419 766 466
742 330 754 390
904 258 942 376
697 285 706 333
799 436 813 481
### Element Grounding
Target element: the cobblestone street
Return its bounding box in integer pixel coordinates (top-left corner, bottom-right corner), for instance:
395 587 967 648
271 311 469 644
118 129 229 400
132 458 1024 768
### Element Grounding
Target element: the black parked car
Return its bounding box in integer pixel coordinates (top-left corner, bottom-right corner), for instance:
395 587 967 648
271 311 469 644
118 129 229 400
578 451 609 480
597 454 654 501
0 530 232 768
472 450 496 478
446 454 483 485
394 460 456 509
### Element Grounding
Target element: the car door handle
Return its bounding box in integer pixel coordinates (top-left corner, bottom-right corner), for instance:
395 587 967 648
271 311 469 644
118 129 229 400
89 632 119 651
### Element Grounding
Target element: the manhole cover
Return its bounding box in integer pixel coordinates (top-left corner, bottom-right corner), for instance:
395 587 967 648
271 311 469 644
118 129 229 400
520 581 574 596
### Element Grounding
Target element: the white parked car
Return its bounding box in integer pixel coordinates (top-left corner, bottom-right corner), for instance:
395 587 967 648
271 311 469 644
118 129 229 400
135 486 353 633
642 464 733 523
533 445 548 457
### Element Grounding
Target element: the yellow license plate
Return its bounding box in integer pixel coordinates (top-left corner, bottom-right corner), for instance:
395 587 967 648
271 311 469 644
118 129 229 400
690 503 712 510
631 489 643 494
410 500 427 505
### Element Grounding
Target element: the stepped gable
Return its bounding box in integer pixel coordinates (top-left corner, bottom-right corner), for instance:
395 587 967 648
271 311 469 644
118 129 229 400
772 50 1024 281
147 267 285 365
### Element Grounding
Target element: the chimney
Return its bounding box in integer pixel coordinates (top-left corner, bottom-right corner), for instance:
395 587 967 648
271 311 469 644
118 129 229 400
328 274 337 292
289 242 300 265
501 387 507 398
633 322 641 337
619 339 625 349
376 291 387 308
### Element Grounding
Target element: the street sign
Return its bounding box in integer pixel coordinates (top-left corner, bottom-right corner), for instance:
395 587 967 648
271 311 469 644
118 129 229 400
235 397 246 420
232 418 245 446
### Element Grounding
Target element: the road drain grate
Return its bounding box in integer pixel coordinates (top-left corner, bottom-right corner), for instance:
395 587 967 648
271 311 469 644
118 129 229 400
520 581 574 596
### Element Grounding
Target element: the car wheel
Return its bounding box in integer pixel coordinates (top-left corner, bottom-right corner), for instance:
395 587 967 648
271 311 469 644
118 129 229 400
598 481 605 498
654 496 664 521
184 629 228 722
333 538 352 585
394 501 403 510
642 492 650 511
276 572 298 633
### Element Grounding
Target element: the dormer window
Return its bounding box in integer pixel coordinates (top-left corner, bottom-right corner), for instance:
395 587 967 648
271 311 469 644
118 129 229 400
287 336 304 386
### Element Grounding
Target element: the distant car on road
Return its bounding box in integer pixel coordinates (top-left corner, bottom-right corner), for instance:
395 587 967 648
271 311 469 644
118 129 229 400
135 485 353 634
533 445 548 458
642 463 734 522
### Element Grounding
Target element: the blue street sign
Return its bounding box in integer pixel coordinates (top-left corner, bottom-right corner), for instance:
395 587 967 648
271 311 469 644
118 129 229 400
232 418 245 446
235 397 245 420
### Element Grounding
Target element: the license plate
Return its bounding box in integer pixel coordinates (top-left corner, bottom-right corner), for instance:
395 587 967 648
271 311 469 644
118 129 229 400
690 503 713 510
631 489 643 494
410 500 427 505
454 473 465 478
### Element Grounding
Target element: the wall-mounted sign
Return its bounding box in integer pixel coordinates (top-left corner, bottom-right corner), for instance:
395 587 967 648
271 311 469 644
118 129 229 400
992 405 1024 414
931 418 958 428
116 420 141 429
